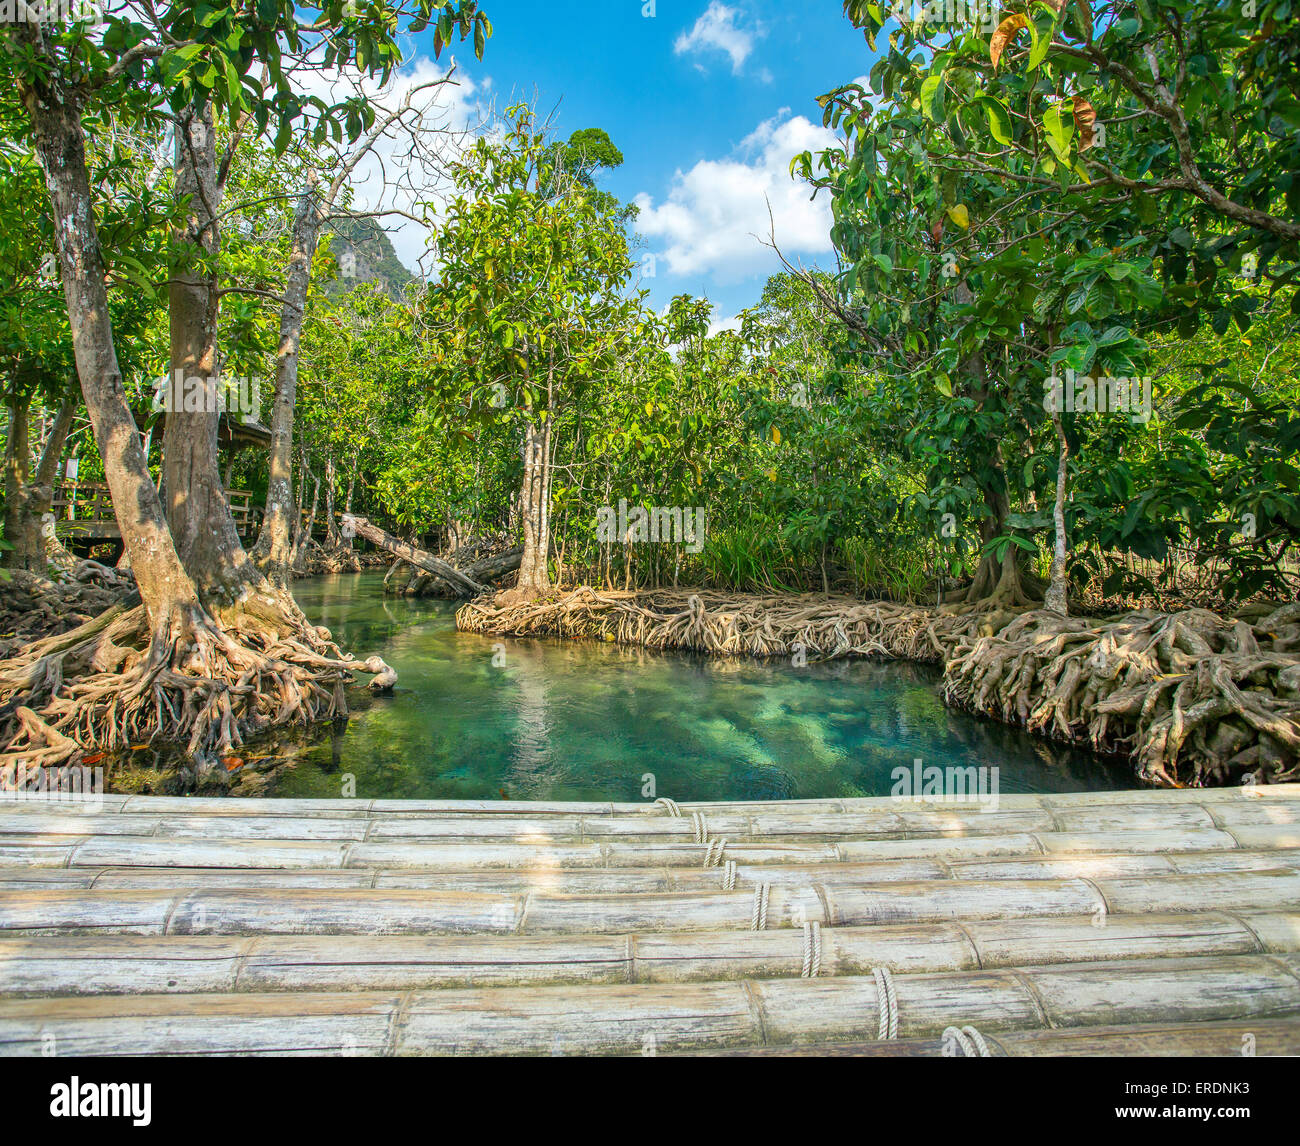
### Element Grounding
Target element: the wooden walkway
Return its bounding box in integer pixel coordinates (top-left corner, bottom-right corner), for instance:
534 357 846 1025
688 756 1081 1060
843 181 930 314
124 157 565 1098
1 785 1299 1056
52 483 259 542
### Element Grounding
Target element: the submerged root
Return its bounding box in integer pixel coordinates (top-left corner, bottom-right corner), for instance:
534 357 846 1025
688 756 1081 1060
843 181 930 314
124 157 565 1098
460 586 1300 788
0 586 396 775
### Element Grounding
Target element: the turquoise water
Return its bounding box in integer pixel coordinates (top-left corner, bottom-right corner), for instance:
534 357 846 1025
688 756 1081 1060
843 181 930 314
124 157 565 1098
258 573 1132 802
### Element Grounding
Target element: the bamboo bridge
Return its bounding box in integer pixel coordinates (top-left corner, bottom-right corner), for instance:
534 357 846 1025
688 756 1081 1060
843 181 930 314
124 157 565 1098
0 784 1298 1056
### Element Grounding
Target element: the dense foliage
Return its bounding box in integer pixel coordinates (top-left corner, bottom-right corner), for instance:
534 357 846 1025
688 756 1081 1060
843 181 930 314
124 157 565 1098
4 0 1298 612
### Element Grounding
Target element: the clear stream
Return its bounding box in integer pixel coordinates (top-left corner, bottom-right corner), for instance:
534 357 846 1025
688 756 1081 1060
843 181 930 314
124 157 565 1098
248 572 1133 802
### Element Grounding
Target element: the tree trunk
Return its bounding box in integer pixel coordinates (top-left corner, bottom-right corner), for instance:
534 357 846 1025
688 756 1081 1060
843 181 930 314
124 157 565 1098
516 414 554 596
957 472 1041 607
516 354 555 600
344 459 357 516
16 44 199 624
324 452 338 546
163 103 257 606
292 472 320 571
3 397 31 569
253 175 322 585
3 384 79 573
1044 406 1071 616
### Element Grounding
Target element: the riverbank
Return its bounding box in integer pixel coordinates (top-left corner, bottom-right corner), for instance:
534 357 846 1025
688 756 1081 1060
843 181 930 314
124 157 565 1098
458 587 1300 789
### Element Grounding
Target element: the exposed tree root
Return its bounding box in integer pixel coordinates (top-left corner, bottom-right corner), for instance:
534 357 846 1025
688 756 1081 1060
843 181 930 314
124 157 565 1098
0 567 134 659
293 541 389 576
458 586 981 662
945 605 1300 787
0 585 396 778
459 586 1300 787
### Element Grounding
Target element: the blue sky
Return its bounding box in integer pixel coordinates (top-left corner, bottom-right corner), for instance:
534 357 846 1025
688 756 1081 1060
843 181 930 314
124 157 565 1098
403 1 876 328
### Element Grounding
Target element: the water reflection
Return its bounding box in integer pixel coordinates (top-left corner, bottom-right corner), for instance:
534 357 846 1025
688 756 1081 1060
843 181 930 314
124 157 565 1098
216 572 1137 802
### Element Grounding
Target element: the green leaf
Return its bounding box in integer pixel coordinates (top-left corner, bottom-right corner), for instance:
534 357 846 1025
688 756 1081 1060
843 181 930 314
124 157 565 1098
1042 102 1073 164
920 74 944 121
974 96 1013 145
1027 23 1053 70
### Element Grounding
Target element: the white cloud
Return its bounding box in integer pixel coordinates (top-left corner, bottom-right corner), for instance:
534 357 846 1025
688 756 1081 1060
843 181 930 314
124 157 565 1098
674 2 762 75
633 112 838 283
708 311 742 337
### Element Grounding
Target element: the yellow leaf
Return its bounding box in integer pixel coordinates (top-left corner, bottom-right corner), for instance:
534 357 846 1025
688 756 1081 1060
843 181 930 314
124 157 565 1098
645 401 654 416
771 425 782 445
990 14 1029 68
947 204 970 229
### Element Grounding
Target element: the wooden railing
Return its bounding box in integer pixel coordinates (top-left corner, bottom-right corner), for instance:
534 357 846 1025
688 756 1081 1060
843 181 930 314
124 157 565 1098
51 483 260 540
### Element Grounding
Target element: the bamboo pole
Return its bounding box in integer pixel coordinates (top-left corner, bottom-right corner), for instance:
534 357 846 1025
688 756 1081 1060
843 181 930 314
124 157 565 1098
4 821 1297 872
5 784 1295 821
3 954 1295 1055
4 845 1299 895
6 870 1299 937
4 911 1296 997
692 1019 1300 1058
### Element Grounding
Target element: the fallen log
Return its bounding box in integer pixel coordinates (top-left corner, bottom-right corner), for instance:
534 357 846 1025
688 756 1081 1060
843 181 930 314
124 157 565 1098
341 515 485 597
386 545 522 598
465 547 522 584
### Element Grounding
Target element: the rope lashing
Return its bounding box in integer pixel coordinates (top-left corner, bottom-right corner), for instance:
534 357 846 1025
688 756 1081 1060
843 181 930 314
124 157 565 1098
942 1025 992 1057
872 965 899 1040
654 797 682 817
750 882 771 931
691 812 707 843
722 859 738 890
801 921 822 978
703 837 728 868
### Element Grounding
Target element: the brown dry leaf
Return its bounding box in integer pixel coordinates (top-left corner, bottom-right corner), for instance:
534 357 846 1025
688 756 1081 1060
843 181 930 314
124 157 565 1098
990 14 1030 68
1074 97 1098 151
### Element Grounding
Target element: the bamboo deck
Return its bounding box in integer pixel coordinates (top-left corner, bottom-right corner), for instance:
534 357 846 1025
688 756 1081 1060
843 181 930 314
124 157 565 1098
1 785 1299 1056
